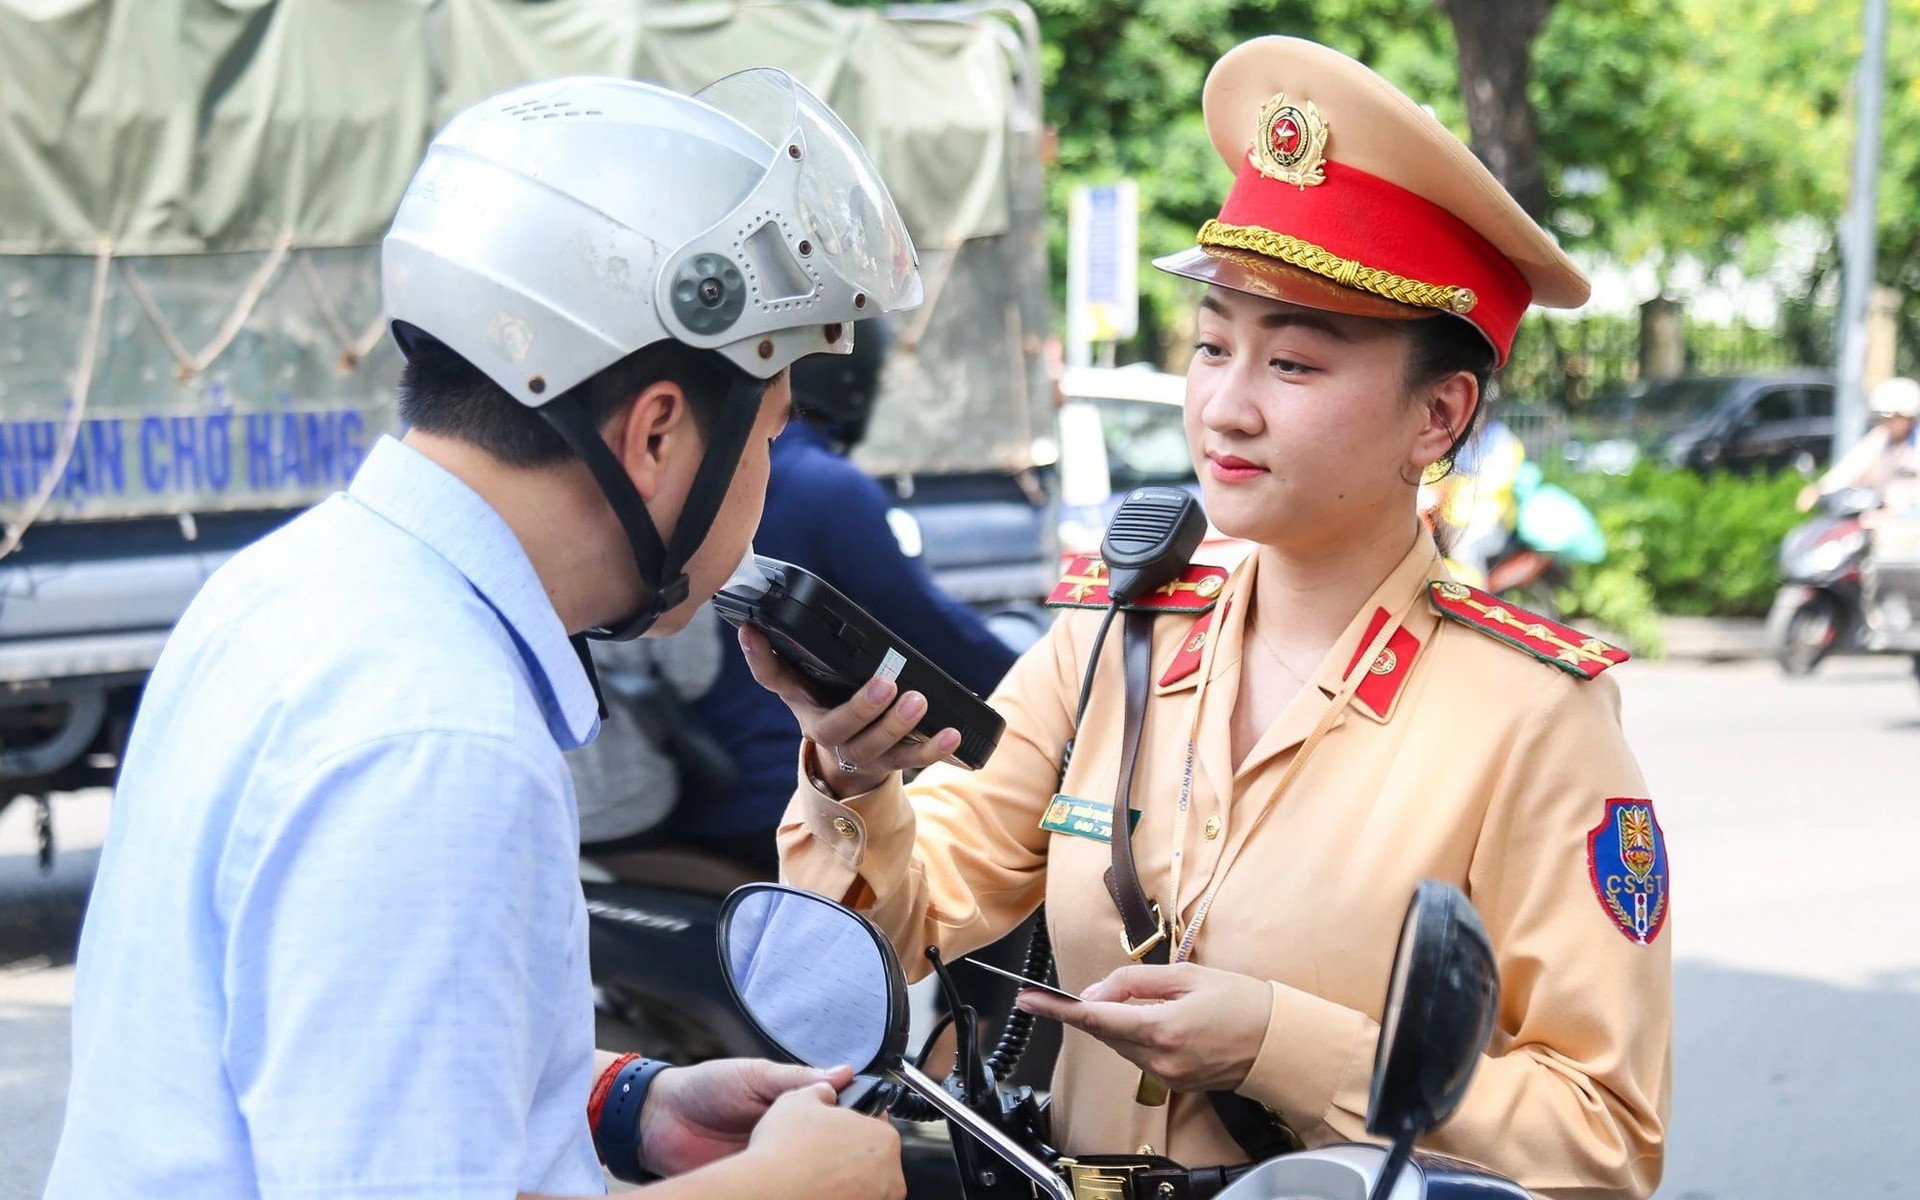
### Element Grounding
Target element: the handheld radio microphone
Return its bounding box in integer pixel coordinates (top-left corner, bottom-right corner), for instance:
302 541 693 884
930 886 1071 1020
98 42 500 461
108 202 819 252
1099 486 1209 605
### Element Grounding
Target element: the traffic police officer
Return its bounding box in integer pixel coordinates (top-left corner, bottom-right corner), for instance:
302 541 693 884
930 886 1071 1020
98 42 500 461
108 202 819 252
749 36 1670 1200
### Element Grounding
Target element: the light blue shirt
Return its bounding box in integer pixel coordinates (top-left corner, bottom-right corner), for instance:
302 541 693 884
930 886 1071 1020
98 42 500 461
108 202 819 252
46 437 608 1199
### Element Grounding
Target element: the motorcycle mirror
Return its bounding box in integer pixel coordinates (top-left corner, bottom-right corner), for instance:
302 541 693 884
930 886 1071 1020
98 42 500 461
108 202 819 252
1832 486 1882 515
715 884 1073 1200
1362 881 1500 1200
716 883 907 1075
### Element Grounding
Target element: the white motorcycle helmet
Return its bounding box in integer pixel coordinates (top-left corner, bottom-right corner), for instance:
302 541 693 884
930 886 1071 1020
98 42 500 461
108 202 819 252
1870 376 1920 419
382 69 922 637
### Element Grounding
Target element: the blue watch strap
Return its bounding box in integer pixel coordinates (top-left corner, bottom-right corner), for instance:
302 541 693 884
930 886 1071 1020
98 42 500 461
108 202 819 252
594 1057 671 1183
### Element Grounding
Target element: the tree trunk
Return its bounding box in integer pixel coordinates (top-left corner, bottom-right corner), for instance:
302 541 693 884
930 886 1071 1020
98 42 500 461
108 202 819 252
1436 0 1553 221
1639 297 1686 382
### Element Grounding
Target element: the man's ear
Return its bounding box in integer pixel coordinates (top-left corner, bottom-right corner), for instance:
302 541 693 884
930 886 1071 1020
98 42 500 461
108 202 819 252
1412 370 1480 471
613 380 695 501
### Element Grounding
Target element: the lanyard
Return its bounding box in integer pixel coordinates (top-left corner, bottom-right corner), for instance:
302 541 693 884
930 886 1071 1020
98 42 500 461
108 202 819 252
1163 566 1430 963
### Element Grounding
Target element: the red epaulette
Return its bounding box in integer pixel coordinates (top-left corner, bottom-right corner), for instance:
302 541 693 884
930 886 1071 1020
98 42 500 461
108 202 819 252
1047 555 1229 614
1428 580 1629 679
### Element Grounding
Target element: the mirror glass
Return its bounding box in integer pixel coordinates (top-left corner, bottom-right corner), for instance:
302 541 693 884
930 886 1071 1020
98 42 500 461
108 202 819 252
720 887 894 1072
1366 881 1499 1140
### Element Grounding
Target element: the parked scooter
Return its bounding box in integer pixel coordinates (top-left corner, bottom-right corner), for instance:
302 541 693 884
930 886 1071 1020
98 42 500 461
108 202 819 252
716 879 1531 1200
582 846 773 1061
580 599 1052 1097
582 600 1048 1063
1768 486 1920 683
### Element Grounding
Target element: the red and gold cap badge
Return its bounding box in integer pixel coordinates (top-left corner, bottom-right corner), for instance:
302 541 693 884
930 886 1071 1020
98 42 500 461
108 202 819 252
1253 93 1330 189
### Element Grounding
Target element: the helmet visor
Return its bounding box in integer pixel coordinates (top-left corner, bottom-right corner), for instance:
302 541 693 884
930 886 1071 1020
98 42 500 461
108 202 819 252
695 69 922 313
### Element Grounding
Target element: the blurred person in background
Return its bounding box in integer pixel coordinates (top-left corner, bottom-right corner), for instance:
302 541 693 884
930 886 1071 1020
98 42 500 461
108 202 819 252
1800 376 1920 517
572 604 734 855
681 319 1018 875
1422 414 1526 587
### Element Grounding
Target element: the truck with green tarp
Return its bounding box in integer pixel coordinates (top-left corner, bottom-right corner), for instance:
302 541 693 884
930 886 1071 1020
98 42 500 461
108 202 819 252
0 0 1054 844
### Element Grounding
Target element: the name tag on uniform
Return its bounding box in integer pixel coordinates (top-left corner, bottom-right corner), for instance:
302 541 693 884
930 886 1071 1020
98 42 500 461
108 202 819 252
1039 795 1139 844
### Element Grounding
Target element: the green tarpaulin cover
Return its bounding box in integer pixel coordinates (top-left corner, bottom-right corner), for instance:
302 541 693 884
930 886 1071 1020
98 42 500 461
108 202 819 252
0 0 1012 254
0 1 1048 524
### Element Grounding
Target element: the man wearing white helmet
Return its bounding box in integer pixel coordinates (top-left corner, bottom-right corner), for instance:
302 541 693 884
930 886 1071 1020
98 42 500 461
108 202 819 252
1801 376 1920 516
47 72 920 1200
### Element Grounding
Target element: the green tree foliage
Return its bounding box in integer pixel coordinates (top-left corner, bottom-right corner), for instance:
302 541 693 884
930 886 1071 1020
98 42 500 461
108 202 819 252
1016 0 1920 364
1572 0 1920 371
1024 0 1746 358
1554 463 1807 618
1027 0 1464 359
853 0 1920 375
1857 1 1920 369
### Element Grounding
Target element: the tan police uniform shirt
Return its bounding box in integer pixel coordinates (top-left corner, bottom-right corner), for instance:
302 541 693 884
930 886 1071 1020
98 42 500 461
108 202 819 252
779 536 1671 1200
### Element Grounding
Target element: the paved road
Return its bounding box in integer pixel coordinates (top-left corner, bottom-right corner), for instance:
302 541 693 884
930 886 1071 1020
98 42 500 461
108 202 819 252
1631 657 1920 1200
2 657 1917 1198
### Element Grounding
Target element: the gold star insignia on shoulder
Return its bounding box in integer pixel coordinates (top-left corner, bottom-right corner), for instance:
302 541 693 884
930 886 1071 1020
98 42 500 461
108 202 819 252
1429 579 1631 680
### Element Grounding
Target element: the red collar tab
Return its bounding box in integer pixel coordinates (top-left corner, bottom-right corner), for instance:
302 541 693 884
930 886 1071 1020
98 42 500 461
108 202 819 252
1158 605 1224 689
1341 607 1423 720
1048 556 1230 614
1429 581 1629 679
1209 157 1532 363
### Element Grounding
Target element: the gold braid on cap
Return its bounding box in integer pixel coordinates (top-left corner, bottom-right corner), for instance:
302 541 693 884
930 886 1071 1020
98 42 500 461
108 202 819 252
1197 220 1478 316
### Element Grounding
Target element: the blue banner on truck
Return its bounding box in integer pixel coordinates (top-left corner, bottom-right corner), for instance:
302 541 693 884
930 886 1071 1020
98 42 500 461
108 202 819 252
0 404 390 522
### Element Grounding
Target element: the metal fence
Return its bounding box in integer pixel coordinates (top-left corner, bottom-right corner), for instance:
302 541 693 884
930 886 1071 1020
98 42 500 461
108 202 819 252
1502 311 1822 418
1499 406 1573 462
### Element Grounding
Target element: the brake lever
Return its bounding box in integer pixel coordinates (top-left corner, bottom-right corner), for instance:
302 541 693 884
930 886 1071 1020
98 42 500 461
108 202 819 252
837 1075 895 1114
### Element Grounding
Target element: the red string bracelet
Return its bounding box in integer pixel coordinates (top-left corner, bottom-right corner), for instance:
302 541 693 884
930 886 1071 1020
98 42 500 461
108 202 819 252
587 1052 642 1135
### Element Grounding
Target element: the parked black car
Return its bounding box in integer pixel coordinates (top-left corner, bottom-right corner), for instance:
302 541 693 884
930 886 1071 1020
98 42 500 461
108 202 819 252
1565 369 1835 476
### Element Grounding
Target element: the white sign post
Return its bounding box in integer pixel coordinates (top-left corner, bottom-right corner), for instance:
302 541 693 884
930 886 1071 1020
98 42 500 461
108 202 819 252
1067 180 1139 368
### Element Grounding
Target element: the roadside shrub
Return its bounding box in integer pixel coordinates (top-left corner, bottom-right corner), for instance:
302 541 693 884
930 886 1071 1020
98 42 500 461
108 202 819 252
1551 463 1804 620
1554 508 1666 658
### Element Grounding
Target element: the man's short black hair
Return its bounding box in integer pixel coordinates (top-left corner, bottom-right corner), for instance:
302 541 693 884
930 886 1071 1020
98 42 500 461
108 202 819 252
395 327 756 469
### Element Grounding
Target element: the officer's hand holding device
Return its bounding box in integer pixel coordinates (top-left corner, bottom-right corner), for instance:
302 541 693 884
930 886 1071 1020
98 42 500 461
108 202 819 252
723 556 1006 791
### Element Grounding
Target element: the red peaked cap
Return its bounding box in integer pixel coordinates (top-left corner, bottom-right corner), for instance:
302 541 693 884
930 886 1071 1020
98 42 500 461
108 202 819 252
1154 37 1589 365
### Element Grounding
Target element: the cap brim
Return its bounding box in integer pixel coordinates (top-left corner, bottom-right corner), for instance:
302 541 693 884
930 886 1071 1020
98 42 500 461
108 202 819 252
1153 244 1434 322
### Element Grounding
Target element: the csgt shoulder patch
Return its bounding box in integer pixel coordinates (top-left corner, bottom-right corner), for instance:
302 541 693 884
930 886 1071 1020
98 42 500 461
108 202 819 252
1429 580 1629 679
1587 799 1669 945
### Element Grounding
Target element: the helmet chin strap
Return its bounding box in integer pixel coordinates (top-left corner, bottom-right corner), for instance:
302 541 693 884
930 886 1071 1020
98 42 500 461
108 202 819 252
535 374 765 641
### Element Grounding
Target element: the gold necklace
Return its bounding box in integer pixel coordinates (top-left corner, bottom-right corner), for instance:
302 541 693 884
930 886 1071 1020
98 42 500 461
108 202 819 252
1250 621 1315 686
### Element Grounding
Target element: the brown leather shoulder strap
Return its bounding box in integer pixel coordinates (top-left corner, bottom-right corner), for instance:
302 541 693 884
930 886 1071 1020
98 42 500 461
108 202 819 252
1101 611 1304 1158
1104 609 1169 964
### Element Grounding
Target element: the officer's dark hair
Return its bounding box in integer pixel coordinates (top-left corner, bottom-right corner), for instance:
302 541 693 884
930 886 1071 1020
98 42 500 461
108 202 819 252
395 326 756 469
1403 313 1498 473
